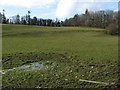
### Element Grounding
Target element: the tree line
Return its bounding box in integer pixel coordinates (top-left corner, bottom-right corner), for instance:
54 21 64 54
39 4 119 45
64 9 118 29
0 9 118 29
0 10 62 27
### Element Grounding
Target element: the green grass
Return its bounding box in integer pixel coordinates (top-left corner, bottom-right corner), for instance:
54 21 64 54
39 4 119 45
2 24 118 88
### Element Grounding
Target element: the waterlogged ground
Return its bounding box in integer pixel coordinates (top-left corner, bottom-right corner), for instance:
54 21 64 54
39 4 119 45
2 52 118 88
2 61 56 74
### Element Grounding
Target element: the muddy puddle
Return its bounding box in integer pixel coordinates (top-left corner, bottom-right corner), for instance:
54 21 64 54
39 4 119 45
1 61 56 74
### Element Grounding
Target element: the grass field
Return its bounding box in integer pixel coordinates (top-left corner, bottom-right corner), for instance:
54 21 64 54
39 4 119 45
2 24 118 88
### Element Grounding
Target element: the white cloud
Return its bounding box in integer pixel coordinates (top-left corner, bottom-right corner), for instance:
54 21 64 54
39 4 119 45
55 0 119 19
78 0 119 2
55 0 77 19
0 0 55 8
0 0 119 19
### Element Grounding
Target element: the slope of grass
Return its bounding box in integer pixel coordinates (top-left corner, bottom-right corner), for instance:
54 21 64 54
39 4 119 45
2 24 118 88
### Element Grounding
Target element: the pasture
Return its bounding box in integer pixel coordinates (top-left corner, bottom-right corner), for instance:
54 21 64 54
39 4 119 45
2 24 118 88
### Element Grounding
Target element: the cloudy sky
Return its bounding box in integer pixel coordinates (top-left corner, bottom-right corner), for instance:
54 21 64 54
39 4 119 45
0 0 119 20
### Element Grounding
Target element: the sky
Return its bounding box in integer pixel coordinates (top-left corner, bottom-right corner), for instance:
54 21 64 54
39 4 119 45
0 0 119 21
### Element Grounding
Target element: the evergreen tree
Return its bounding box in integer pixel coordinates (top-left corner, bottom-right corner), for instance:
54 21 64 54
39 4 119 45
2 9 7 24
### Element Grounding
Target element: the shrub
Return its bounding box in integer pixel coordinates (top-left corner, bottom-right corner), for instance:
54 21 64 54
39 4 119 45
106 23 118 35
